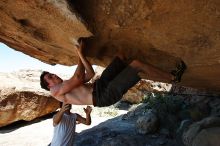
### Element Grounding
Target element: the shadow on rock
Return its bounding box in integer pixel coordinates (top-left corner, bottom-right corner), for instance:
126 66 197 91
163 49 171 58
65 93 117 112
0 112 56 133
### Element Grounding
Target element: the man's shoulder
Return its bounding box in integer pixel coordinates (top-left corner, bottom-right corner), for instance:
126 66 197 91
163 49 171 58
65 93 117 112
50 84 62 96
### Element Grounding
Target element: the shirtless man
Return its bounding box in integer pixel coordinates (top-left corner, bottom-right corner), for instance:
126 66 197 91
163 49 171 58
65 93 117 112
40 40 186 107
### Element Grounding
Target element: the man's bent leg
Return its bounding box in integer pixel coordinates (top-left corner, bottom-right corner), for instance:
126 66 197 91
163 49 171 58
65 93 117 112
95 66 141 107
129 60 173 83
93 56 127 107
99 56 127 85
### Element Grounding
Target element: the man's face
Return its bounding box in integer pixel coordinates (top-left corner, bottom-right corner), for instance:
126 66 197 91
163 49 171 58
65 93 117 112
44 73 62 89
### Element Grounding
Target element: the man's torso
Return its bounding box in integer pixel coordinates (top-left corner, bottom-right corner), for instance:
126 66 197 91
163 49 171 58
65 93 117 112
55 83 94 105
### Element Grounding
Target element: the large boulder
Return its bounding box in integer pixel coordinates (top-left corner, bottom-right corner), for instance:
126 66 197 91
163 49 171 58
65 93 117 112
192 127 220 146
0 0 92 65
182 116 220 146
136 110 159 134
74 104 174 146
0 0 220 92
0 70 60 127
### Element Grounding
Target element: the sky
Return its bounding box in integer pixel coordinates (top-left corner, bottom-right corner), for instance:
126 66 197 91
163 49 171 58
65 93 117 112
0 43 77 75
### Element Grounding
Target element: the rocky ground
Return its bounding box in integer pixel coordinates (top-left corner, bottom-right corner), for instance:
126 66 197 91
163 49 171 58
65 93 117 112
1 92 220 146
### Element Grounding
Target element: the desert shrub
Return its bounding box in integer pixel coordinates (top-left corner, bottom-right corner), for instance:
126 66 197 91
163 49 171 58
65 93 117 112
143 93 184 114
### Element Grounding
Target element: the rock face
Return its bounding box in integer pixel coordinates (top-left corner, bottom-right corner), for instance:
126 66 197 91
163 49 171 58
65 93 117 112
182 116 220 146
192 127 220 146
136 110 159 134
0 70 60 127
0 0 92 65
0 0 220 92
74 104 170 146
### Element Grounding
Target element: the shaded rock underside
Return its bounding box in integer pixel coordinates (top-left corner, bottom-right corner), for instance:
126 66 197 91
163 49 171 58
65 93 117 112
0 0 220 92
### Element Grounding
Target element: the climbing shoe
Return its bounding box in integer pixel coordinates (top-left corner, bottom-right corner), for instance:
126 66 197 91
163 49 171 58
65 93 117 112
171 60 187 83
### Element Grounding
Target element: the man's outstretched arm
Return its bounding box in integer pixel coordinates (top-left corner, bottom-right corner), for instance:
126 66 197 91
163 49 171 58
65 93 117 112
74 57 85 80
75 41 95 83
76 106 92 125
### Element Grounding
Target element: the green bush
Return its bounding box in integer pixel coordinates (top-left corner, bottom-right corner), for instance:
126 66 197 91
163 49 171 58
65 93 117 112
143 93 184 114
142 93 184 132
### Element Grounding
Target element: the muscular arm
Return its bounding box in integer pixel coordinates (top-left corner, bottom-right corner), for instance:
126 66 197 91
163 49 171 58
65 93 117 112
53 104 69 126
51 58 84 98
74 58 85 79
53 111 64 126
76 41 95 83
51 76 83 98
76 106 92 125
51 41 94 97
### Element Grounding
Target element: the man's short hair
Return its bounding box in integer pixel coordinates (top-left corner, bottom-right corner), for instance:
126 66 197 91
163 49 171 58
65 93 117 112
40 71 50 91
60 102 71 109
